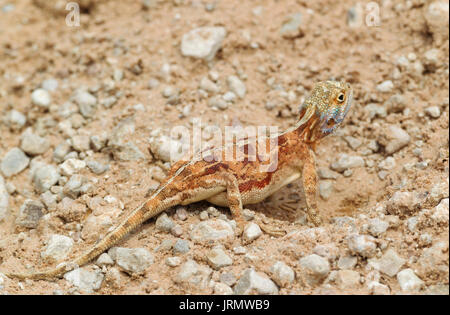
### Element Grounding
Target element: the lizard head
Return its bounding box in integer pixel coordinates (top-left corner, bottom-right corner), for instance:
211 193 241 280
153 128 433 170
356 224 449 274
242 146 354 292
296 80 352 142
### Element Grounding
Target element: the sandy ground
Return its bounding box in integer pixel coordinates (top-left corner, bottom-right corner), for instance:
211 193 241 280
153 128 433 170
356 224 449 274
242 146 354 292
0 0 448 295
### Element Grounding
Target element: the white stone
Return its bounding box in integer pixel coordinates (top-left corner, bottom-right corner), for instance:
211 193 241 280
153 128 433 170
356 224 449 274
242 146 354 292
234 268 279 295
64 268 104 293
227 75 246 99
270 261 295 287
376 80 394 93
243 222 262 243
190 219 234 242
1 147 30 177
108 247 154 274
59 158 86 176
41 234 74 262
397 268 424 292
31 88 51 108
181 27 227 61
206 248 233 270
298 254 330 286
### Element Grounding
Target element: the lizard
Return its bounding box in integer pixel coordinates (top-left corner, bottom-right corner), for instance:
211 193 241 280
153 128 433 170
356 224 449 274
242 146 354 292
5 80 353 280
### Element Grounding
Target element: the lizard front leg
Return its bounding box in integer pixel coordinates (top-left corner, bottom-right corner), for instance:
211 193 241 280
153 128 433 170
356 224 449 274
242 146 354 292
302 148 322 226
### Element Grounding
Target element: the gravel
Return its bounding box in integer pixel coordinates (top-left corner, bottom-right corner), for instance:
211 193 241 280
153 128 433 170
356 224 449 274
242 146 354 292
190 219 234 242
5 110 26 131
15 199 45 228
331 154 365 172
298 254 330 286
270 261 295 287
376 80 394 93
96 253 114 266
347 234 377 258
20 128 50 155
280 12 302 38
41 234 74 262
368 248 405 277
234 268 279 295
206 247 233 269
33 164 60 193
108 247 154 274
181 26 227 61
380 125 411 155
0 175 8 221
156 213 175 232
337 255 357 270
173 239 190 255
397 268 424 292
64 268 104 293
227 75 246 99
243 222 262 243
424 106 441 118
59 158 86 176
73 89 98 118
367 218 389 237
174 259 212 292
31 88 51 108
1 147 30 177
335 270 360 289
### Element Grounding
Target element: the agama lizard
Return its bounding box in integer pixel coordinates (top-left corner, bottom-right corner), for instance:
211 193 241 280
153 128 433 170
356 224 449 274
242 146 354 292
6 80 353 280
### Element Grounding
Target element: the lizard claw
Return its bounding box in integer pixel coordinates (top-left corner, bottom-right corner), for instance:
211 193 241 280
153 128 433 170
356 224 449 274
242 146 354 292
259 222 286 237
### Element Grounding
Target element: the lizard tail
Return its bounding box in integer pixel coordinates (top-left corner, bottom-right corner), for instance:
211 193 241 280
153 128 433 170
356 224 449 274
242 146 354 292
6 193 176 280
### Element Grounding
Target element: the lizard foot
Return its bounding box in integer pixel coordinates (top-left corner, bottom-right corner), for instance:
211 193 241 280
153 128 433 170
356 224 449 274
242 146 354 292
259 222 286 237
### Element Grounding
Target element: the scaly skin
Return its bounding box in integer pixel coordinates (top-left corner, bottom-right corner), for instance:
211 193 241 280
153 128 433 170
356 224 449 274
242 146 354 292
5 80 353 280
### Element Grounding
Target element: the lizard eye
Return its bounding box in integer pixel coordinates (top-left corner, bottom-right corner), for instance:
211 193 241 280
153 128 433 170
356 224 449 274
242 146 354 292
337 93 345 103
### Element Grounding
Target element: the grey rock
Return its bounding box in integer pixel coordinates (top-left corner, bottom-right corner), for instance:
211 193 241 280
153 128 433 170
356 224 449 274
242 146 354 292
386 191 421 215
220 272 237 286
317 167 339 180
227 75 246 99
33 164 60 193
381 125 411 155
58 102 78 119
234 268 279 295
243 222 262 243
1 147 30 177
63 174 91 198
397 268 424 292
53 142 72 163
165 256 182 267
347 234 377 258
64 268 104 293
270 261 295 287
368 218 389 237
173 239 190 255
431 198 449 225
214 282 233 295
20 129 50 155
31 88 51 108
40 191 57 211
0 175 9 221
331 154 364 172
368 248 405 277
365 103 387 120
206 247 233 269
15 199 44 228
335 270 360 289
199 77 219 94
108 247 153 274
298 254 330 286
96 253 114 266
190 219 234 242
5 110 26 131
71 134 91 152
208 96 228 110
337 255 357 270
108 119 145 161
386 94 407 113
42 78 59 92
90 134 108 151
368 281 391 295
319 180 333 200
59 158 86 176
174 259 212 291
41 234 74 262
199 210 209 221
344 136 362 150
378 157 396 171
86 160 109 175
376 80 394 93
280 12 302 38
73 90 97 118
156 213 175 232
181 27 227 61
